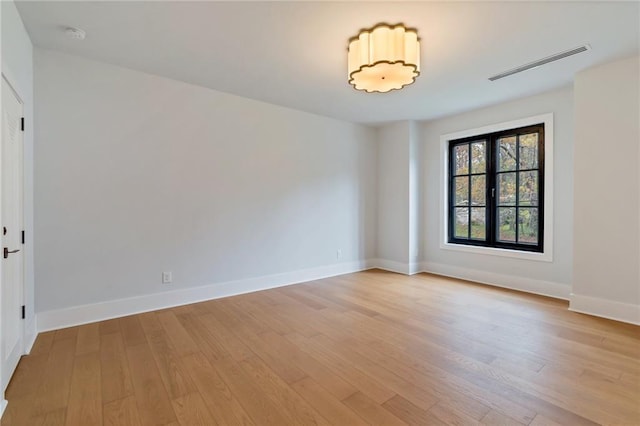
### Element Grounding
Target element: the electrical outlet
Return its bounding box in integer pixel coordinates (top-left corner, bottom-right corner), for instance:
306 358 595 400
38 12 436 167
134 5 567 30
162 271 172 284
336 249 342 260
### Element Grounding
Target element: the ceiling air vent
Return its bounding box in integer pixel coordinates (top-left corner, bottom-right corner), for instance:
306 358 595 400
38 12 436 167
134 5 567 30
489 45 591 81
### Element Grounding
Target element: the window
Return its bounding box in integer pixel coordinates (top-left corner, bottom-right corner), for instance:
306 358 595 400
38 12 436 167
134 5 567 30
448 124 544 252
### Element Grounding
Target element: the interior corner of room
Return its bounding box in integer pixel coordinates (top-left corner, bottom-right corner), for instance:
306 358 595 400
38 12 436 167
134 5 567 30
1 0 639 423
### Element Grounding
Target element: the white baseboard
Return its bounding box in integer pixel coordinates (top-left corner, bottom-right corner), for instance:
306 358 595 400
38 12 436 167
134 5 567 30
374 258 410 275
408 261 421 275
420 261 570 300
36 259 376 332
1 399 7 419
569 293 640 325
23 318 38 354
30 258 638 334
374 258 421 276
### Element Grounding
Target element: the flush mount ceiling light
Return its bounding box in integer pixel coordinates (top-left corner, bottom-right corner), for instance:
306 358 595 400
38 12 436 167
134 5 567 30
348 23 421 93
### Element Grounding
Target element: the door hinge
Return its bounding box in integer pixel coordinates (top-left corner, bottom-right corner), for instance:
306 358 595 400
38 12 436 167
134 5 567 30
21 117 24 131
22 230 25 244
21 305 25 319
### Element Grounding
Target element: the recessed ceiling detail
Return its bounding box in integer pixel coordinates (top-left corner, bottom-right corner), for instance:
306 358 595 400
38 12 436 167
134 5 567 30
488 45 591 81
64 26 86 40
347 23 420 93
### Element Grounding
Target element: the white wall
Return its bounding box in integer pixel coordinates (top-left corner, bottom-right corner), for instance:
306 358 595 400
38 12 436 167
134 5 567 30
28 46 640 330
420 87 574 298
408 121 421 271
34 49 377 318
376 120 422 274
572 55 639 323
1 0 35 409
376 121 410 270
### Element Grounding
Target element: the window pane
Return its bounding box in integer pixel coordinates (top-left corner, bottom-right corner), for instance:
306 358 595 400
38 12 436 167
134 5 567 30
498 136 517 171
519 133 538 170
454 144 469 175
449 125 542 251
454 208 469 239
471 175 485 206
455 176 469 206
518 208 539 244
470 208 486 240
471 141 486 173
519 171 538 206
497 207 516 242
498 173 516 206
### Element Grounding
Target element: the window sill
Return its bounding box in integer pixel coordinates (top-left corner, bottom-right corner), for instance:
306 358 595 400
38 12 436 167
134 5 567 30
441 242 553 262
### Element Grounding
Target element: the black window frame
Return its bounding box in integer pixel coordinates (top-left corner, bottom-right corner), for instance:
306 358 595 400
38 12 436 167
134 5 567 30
448 123 545 253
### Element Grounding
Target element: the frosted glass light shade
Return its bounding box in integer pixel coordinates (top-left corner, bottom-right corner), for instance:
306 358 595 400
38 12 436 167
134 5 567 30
348 23 421 93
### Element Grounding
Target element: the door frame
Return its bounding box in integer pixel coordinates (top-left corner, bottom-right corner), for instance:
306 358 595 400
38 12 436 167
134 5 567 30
0 72 26 399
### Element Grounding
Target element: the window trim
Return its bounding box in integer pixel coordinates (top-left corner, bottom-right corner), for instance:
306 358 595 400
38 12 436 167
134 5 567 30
440 113 554 262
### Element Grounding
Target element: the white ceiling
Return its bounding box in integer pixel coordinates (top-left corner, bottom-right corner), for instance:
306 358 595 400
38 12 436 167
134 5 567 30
15 1 640 124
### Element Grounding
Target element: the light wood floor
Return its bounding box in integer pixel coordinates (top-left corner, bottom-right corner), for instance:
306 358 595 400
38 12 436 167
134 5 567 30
2 270 639 425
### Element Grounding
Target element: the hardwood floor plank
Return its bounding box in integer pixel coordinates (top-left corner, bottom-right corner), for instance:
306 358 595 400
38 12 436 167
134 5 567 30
65 352 102 426
209 299 270 335
238 355 330 425
54 327 78 342
5 353 48 399
138 312 198 399
580 368 640 402
260 330 356 400
481 409 527 426
29 331 55 355
31 408 67 426
326 303 601 424
290 376 366 426
529 413 564 426
311 333 440 411
100 332 134 404
124 342 176 425
232 298 297 335
382 394 446 426
99 318 122 336
428 401 482 426
280 287 327 310
171 392 218 426
30 337 76 416
285 332 397 404
341 336 495 421
211 356 292 425
265 294 344 338
75 323 101 355
491 355 546 375
283 287 349 314
372 272 623 347
310 308 500 420
410 290 639 377
1 395 35 425
342 391 407 425
119 315 146 347
174 312 233 362
180 352 255 426
318 312 534 423
210 305 307 384
156 311 200 357
3 270 639 425
197 312 255 361
103 395 141 426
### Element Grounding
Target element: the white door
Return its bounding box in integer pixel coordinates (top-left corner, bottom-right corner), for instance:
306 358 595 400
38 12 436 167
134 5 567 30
1 75 25 393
